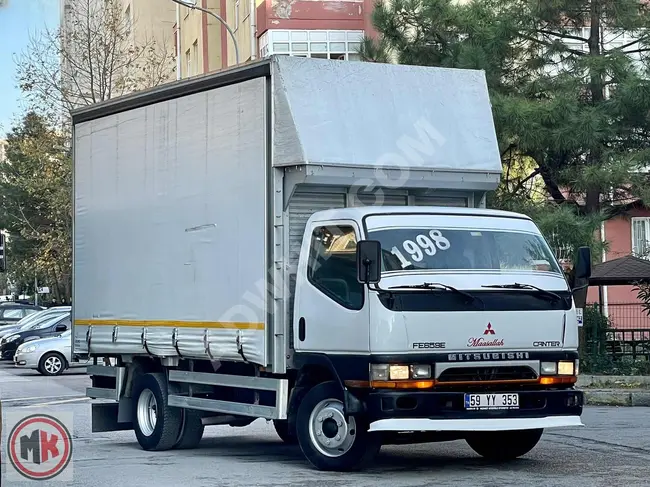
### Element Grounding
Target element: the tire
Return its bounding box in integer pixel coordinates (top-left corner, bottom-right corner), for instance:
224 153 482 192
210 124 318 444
132 372 182 451
466 428 544 461
273 419 298 444
295 381 380 471
38 352 67 376
173 408 205 449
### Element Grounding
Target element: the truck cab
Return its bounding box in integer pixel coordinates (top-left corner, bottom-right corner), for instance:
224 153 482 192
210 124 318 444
287 205 589 468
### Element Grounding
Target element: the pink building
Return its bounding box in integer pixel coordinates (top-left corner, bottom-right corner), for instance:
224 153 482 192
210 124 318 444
587 199 650 330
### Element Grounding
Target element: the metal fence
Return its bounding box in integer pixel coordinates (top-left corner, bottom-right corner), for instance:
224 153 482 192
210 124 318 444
582 304 650 373
605 303 650 330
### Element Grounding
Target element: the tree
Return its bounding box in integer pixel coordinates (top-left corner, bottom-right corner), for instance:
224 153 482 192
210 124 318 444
362 0 650 217
3 0 176 302
0 113 72 301
16 0 175 124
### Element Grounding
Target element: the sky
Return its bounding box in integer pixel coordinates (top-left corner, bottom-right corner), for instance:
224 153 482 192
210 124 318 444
0 0 60 138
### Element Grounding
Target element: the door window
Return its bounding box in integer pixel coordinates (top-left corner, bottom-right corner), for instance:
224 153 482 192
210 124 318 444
307 224 364 310
2 309 24 319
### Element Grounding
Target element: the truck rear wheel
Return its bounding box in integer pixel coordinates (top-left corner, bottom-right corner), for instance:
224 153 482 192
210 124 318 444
174 409 205 449
132 372 182 451
465 428 544 461
295 381 380 471
273 419 297 444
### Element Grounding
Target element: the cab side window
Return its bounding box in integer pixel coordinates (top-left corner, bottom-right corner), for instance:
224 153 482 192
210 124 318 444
307 224 364 310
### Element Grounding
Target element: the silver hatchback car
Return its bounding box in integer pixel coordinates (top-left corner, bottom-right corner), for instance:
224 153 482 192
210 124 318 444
14 329 89 376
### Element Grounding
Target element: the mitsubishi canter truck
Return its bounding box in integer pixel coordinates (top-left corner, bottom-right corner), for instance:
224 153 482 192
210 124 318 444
71 55 591 471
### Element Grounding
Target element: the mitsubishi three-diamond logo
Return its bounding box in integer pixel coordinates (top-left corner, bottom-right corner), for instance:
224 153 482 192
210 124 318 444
467 322 503 347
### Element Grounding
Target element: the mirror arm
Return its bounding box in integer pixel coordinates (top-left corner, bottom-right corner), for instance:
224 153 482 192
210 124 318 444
572 283 589 292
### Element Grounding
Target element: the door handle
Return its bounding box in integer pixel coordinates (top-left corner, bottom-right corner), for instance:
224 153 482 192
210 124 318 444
298 317 306 341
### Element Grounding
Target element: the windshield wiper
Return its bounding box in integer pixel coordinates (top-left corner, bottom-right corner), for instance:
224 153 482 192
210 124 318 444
481 283 561 302
389 282 484 307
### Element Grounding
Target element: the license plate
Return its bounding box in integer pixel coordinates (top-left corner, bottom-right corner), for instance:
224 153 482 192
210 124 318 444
464 393 519 410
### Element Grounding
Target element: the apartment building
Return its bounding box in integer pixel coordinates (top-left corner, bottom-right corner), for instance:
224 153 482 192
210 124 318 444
174 0 227 77
120 0 178 83
174 0 376 77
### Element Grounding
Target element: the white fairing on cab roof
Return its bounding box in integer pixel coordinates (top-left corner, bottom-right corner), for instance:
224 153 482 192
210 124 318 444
73 77 268 365
271 56 502 175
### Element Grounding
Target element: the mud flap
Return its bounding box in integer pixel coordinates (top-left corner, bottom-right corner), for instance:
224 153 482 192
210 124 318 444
91 401 134 433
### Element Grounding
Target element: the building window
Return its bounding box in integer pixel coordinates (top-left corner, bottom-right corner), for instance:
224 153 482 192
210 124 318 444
186 48 191 76
235 0 240 29
632 217 650 259
192 40 199 74
307 224 364 310
261 30 364 61
125 5 132 36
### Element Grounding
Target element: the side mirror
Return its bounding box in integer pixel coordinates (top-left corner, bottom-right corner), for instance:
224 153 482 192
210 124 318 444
574 246 592 280
356 240 382 284
55 324 67 332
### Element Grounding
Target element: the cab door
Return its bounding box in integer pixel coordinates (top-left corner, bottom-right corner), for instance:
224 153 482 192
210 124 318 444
293 220 370 354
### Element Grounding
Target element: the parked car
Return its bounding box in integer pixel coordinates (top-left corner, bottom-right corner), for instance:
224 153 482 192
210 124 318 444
0 304 43 326
14 329 89 376
0 313 71 360
0 306 71 340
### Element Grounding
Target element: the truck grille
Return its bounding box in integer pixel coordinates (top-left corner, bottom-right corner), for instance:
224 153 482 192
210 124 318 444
437 366 537 383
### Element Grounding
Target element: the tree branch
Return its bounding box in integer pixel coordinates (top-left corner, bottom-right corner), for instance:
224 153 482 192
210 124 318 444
536 29 589 43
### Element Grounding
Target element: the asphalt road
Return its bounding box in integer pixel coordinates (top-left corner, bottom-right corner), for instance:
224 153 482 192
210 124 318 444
1 361 650 486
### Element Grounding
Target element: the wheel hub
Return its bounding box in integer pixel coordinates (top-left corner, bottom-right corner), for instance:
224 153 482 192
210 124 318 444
137 389 158 437
44 356 61 374
308 399 356 457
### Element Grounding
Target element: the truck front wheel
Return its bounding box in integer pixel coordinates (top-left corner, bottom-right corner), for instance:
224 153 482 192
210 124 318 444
465 428 544 461
132 372 182 451
295 381 380 471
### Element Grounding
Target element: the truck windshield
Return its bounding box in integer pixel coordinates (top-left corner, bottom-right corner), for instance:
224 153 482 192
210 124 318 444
368 226 562 275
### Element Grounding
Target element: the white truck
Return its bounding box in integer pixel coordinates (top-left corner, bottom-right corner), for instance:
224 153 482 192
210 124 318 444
71 55 591 471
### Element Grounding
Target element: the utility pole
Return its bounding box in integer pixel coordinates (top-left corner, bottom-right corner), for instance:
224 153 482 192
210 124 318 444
171 0 240 65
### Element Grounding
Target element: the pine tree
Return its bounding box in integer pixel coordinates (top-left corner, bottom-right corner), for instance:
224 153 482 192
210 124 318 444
362 0 650 216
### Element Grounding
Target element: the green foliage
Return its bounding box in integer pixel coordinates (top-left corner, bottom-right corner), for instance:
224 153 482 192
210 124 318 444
490 196 606 263
362 0 650 214
634 281 650 317
0 113 72 300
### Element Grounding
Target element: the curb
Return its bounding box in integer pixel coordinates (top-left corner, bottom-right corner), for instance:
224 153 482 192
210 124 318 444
578 375 650 388
583 389 650 407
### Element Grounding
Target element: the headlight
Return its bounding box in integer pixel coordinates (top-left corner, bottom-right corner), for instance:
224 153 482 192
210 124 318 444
557 360 575 375
541 362 558 375
6 335 19 342
370 363 432 381
20 345 37 353
541 360 576 376
410 364 432 379
370 364 389 381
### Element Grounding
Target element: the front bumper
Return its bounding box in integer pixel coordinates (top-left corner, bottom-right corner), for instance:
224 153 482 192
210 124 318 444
14 350 39 368
365 389 583 432
1 343 19 359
